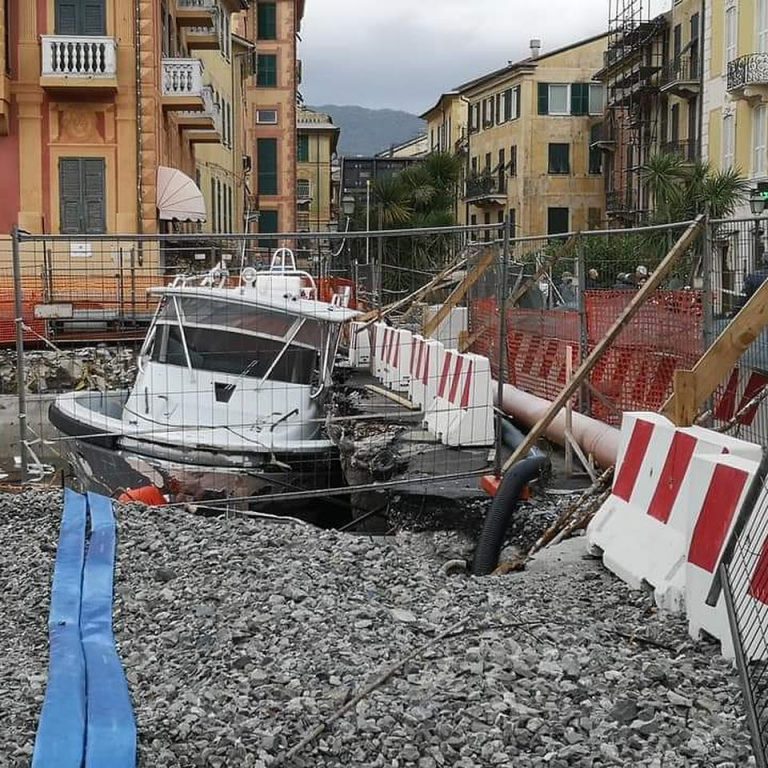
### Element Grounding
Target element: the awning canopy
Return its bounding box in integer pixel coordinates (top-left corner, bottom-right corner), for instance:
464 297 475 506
156 166 207 222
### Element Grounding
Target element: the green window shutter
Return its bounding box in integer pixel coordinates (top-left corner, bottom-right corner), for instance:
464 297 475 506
256 54 277 87
56 0 79 35
258 210 279 248
538 83 549 115
297 134 309 162
257 138 278 195
515 86 521 119
571 83 589 116
82 158 105 233
59 159 83 234
83 0 106 35
503 88 513 121
257 3 277 40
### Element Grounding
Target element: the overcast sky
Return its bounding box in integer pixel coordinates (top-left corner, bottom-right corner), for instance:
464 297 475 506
300 0 671 114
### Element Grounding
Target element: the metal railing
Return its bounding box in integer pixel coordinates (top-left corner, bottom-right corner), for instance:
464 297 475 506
662 139 700 163
661 52 700 87
41 36 117 78
161 58 205 96
178 0 216 8
464 173 506 200
728 53 768 93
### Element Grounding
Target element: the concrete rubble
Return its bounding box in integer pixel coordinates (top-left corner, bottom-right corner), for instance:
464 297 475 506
1 490 755 767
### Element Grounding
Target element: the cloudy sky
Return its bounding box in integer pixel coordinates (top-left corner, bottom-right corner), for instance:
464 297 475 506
300 0 671 114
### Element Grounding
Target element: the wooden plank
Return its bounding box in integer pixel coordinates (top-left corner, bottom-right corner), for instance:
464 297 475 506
423 246 496 338
501 216 705 473
662 274 768 424
458 234 578 353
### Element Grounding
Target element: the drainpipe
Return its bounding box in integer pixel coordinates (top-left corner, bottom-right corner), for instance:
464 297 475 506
134 0 144 238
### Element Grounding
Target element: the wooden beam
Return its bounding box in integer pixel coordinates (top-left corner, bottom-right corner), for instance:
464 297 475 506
423 246 496 338
458 234 578 353
662 274 768 425
500 216 705 473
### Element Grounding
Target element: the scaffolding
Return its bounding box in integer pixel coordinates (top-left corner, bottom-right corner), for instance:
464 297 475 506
597 0 668 226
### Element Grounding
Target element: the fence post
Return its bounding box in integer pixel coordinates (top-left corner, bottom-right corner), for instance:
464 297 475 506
494 215 511 478
576 235 590 416
703 216 714 351
12 226 28 483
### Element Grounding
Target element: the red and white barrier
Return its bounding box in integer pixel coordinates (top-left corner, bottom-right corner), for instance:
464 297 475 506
388 328 413 393
425 349 494 447
347 322 372 367
679 453 760 658
587 412 761 614
372 322 392 379
409 335 443 411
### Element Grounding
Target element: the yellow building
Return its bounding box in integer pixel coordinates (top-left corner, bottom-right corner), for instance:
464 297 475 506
244 0 305 246
425 34 609 235
296 107 339 235
0 0 250 248
706 0 768 218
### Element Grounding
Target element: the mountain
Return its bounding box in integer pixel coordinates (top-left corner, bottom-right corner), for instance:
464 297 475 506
310 105 426 157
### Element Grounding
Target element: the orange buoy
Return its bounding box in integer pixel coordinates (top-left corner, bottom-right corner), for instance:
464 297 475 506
117 485 167 506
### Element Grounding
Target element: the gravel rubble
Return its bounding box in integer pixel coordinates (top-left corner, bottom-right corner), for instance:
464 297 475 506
0 490 756 767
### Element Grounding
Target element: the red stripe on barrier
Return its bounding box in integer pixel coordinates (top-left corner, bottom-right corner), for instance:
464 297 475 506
412 339 422 377
448 354 464 404
713 368 740 422
749 535 768 605
647 432 698 523
460 361 473 409
736 372 768 426
422 347 430 386
613 419 655 502
392 332 400 368
688 464 749 573
437 352 452 398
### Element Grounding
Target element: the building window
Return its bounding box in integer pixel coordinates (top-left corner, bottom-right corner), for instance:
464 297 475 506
256 109 278 125
547 207 569 235
587 208 602 230
211 177 217 232
589 125 603 175
297 178 311 199
470 156 478 174
760 0 768 53
257 2 277 40
754 105 767 177
539 83 570 115
257 137 278 195
258 209 279 249
297 134 309 162
723 113 736 169
725 5 738 64
509 145 517 176
495 93 502 125
548 143 570 174
589 84 604 115
256 54 278 87
484 152 492 172
59 157 106 234
56 0 106 36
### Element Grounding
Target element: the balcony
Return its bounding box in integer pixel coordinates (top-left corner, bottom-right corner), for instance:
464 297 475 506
727 53 768 100
176 0 216 28
40 35 117 91
161 58 205 112
178 86 222 143
297 181 312 205
185 25 219 51
662 139 700 163
660 53 700 98
464 173 507 206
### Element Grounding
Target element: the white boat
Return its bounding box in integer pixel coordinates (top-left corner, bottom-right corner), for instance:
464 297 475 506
49 249 359 509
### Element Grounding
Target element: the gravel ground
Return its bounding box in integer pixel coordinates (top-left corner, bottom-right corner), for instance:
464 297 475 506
1 490 756 767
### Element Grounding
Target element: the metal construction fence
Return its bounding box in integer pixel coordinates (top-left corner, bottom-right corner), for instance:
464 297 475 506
6 217 768 497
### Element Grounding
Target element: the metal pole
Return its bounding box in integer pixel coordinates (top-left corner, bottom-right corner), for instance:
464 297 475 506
494 214 511 478
703 215 714 350
365 179 371 265
12 227 28 483
577 237 590 416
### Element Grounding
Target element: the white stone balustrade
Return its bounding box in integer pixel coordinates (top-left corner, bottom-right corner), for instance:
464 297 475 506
178 0 216 7
162 58 204 96
41 36 117 78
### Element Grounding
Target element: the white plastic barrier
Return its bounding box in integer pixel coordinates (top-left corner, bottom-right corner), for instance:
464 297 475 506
371 322 390 379
347 322 372 367
678 453 761 658
425 349 494 447
424 306 468 350
587 412 762 613
383 328 412 393
409 335 443 411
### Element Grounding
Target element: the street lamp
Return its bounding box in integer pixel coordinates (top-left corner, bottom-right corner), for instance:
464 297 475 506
750 186 768 271
341 193 355 219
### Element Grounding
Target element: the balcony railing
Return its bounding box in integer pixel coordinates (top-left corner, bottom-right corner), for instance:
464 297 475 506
661 52 700 88
41 36 117 78
728 53 768 93
662 139 700 163
297 181 312 200
179 85 221 134
464 173 507 201
178 0 216 8
162 58 204 96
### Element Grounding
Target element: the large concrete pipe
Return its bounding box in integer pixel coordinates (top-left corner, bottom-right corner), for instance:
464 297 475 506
496 383 620 469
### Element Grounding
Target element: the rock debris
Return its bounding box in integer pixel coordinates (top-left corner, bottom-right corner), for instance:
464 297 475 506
0 491 756 767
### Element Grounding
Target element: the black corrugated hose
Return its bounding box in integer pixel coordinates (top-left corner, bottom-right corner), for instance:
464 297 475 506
471 454 550 576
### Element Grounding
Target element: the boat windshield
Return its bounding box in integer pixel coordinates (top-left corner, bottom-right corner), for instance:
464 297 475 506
146 296 329 387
